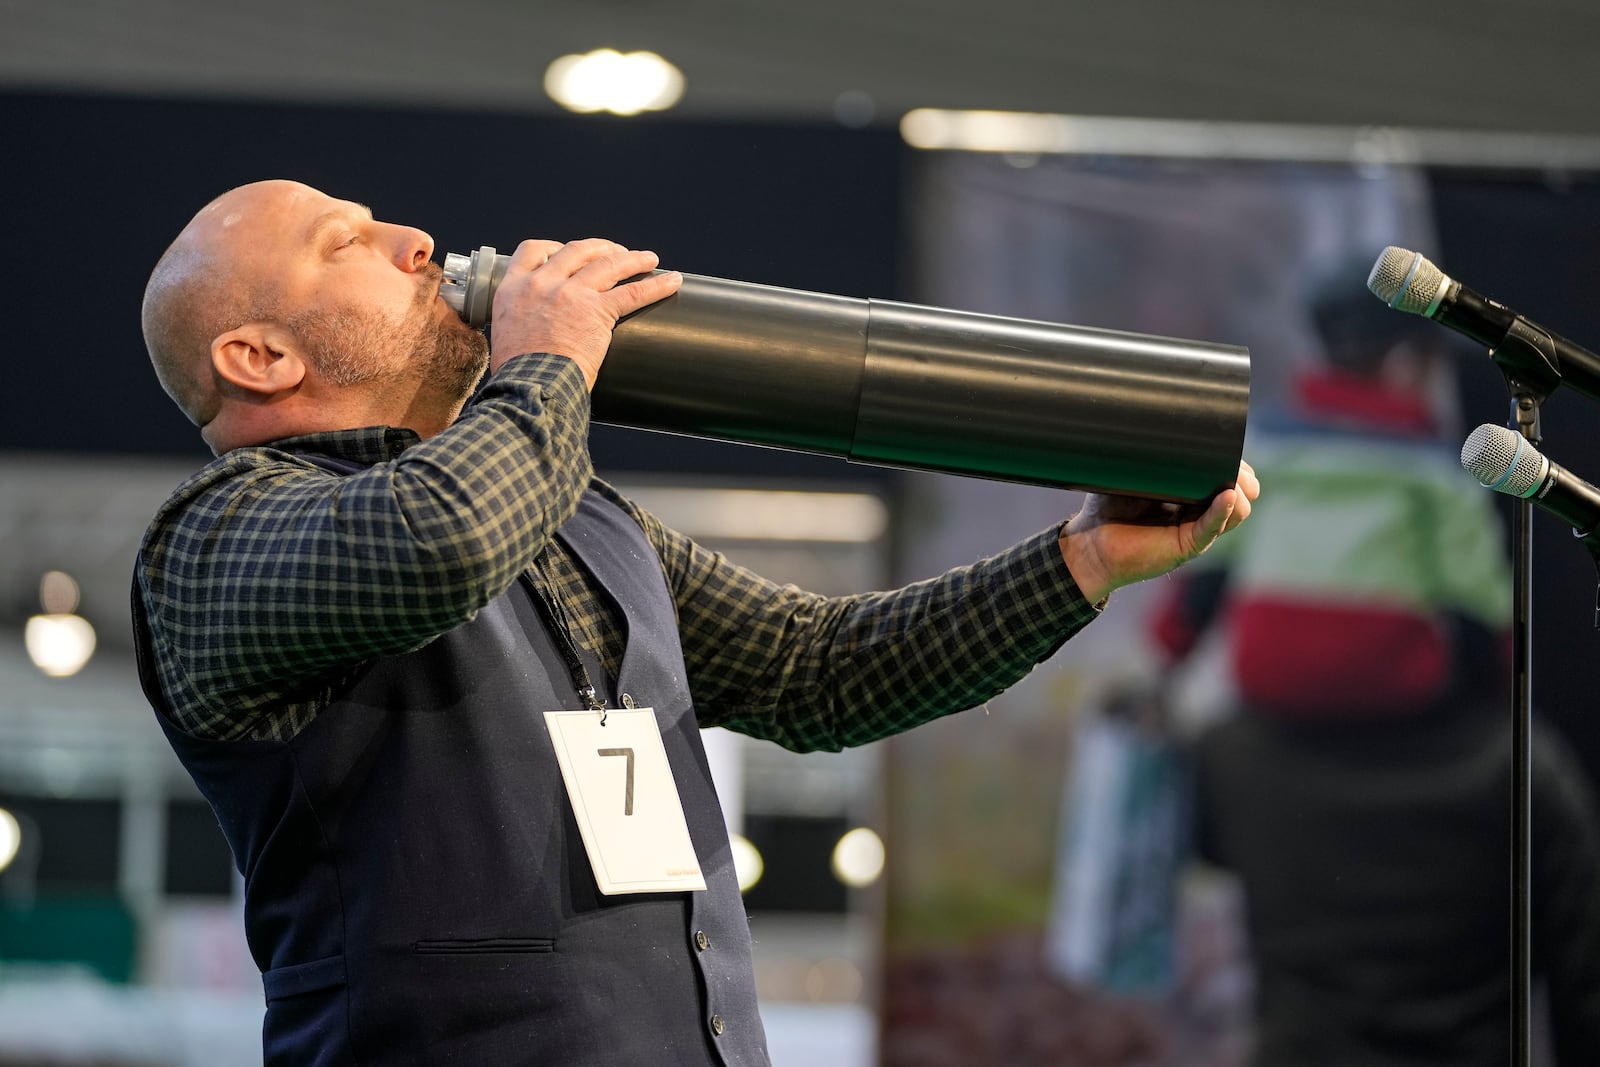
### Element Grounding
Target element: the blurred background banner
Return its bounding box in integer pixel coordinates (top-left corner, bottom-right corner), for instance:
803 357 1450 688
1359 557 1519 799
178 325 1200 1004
880 153 1438 1065
906 151 1438 414
880 151 1600 1067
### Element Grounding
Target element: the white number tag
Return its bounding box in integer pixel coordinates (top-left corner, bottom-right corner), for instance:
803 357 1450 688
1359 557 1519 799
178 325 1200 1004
543 707 707 895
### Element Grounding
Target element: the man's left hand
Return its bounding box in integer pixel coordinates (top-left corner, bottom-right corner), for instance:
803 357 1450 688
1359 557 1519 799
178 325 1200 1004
1059 460 1259 604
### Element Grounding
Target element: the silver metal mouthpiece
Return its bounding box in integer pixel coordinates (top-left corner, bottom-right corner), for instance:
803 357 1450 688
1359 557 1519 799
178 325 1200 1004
439 247 507 329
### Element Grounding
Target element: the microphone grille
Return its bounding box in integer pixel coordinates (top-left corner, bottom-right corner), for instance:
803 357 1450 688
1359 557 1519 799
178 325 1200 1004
1461 423 1547 498
1367 246 1446 315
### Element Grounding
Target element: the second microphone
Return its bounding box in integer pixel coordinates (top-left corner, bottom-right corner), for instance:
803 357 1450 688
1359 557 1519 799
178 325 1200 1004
1461 423 1600 541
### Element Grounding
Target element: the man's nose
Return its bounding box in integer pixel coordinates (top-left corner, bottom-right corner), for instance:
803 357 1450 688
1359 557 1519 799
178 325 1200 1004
389 225 435 272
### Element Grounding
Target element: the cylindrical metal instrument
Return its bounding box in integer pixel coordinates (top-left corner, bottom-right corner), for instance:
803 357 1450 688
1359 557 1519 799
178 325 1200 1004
442 247 1250 503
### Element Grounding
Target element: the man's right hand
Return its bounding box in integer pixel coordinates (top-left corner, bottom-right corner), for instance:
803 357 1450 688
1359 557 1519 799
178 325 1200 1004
487 238 683 388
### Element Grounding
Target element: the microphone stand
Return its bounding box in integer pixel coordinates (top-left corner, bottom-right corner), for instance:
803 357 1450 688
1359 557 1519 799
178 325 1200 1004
1506 389 1537 1067
1495 324 1561 1067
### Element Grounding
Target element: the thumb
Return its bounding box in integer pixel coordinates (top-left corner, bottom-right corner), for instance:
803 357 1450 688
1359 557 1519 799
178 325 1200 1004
1188 489 1238 555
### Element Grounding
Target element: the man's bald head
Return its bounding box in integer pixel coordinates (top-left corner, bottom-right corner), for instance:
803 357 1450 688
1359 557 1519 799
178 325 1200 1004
140 180 312 427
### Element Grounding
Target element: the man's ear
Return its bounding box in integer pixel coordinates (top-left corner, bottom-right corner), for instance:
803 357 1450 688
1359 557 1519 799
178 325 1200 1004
210 322 308 397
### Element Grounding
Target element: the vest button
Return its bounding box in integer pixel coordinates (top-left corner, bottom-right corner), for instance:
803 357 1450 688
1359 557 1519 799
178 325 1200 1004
695 930 711 951
710 1014 726 1036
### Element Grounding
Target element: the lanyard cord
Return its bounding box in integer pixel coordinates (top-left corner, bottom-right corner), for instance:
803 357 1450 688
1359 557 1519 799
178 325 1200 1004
528 550 606 716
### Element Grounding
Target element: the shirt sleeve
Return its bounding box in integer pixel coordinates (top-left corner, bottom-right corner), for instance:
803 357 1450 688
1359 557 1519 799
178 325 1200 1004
603 486 1100 752
138 354 592 737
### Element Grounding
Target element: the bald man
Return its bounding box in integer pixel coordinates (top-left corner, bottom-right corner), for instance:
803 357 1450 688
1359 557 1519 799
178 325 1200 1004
132 179 1256 1066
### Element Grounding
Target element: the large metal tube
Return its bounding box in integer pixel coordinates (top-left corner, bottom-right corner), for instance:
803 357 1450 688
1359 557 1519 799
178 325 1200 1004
442 247 1250 503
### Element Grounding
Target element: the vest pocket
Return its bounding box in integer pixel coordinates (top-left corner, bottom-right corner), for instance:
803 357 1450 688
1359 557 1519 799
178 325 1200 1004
412 937 556 955
262 955 350 1066
263 954 347 1000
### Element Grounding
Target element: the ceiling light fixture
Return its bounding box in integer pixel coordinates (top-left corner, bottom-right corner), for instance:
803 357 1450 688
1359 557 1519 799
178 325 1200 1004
545 49 685 116
25 570 96 678
831 826 886 888
730 833 764 892
0 808 20 874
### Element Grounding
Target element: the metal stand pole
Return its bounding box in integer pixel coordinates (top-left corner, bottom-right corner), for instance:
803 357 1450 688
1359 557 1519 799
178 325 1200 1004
1507 392 1540 1067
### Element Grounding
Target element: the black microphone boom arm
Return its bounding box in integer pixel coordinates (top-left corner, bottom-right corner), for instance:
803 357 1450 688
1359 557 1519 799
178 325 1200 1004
1370 246 1600 403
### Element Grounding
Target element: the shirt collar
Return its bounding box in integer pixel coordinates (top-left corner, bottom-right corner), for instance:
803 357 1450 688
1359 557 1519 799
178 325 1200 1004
263 425 422 465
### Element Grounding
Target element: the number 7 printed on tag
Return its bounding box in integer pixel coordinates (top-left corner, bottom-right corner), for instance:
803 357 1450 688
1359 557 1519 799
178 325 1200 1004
544 708 707 894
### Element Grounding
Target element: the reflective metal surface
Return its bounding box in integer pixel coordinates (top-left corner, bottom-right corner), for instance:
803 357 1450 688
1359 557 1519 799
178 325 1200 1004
442 247 1250 502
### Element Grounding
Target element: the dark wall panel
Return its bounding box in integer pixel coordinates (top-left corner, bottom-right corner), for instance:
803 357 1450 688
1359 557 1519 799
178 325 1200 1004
1430 169 1600 782
2 89 906 481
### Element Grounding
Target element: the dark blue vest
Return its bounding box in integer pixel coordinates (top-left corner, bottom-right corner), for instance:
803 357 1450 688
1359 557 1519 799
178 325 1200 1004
135 489 771 1066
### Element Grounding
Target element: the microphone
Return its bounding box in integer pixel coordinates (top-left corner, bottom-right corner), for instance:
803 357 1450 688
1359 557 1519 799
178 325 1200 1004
439 246 1251 504
1460 423 1600 540
1367 246 1600 402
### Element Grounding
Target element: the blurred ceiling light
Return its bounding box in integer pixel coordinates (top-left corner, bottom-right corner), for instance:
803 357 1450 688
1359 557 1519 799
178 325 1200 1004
39 570 81 614
0 807 20 874
26 614 96 681
27 570 96 677
26 613 97 678
624 488 889 544
831 826 886 888
730 833 764 892
899 109 1600 169
804 957 865 1003
545 49 685 116
901 108 1074 154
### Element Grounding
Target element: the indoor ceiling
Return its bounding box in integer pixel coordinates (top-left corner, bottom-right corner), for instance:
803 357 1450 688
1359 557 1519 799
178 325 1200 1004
6 0 1600 138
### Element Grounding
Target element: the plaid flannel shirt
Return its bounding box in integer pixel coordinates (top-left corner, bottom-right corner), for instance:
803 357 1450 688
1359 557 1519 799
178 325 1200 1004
136 353 1099 748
